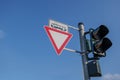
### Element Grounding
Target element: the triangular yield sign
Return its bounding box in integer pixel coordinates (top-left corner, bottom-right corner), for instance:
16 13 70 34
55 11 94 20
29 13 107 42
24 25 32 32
44 26 72 55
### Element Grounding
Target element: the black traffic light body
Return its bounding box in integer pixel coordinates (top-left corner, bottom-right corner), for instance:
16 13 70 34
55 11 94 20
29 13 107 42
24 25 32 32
89 25 112 57
87 60 102 77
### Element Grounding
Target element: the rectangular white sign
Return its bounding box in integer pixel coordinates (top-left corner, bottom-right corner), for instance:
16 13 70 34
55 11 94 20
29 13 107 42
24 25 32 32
49 19 68 32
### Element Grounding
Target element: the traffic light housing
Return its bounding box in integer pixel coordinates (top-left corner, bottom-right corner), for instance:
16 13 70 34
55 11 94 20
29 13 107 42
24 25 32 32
90 25 112 57
87 60 102 77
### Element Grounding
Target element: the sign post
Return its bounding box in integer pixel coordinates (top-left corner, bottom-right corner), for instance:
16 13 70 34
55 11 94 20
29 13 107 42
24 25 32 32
44 20 112 80
78 23 90 80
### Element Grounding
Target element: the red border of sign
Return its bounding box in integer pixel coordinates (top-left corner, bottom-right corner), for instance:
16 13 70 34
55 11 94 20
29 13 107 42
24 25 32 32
44 26 72 55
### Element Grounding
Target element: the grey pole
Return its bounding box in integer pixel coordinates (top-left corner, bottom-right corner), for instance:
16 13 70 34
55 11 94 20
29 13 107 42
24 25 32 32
78 23 90 80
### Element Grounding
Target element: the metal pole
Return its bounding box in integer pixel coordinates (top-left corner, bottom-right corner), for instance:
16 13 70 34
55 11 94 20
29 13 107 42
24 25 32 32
64 48 81 53
68 25 79 30
78 23 90 80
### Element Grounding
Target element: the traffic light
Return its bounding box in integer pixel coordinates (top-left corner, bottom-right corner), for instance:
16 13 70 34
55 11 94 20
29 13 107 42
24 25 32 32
87 60 102 77
90 25 112 57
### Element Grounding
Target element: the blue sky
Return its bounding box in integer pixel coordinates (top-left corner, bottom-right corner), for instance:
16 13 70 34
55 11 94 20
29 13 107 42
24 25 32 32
0 0 120 80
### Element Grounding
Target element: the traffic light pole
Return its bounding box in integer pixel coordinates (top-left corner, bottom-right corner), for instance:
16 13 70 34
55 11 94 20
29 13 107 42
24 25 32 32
78 23 90 80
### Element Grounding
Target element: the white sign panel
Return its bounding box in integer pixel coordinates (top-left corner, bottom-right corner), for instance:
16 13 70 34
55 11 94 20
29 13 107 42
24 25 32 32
44 26 72 55
49 19 68 32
